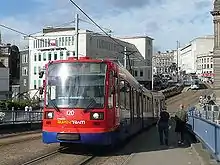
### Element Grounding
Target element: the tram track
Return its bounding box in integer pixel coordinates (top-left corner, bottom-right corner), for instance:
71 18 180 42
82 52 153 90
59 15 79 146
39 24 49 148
19 145 99 165
9 87 212 165
20 147 68 165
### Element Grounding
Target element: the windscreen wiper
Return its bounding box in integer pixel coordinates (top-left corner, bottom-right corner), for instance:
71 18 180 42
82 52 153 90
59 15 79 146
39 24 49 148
83 97 96 113
50 100 60 112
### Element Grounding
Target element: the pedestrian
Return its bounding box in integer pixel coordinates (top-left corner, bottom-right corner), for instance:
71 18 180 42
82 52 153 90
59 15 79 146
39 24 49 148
156 108 171 146
207 95 215 105
174 104 188 145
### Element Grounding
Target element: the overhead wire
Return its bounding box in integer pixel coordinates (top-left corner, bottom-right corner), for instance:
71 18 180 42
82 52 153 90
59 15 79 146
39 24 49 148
68 0 145 71
0 10 144 65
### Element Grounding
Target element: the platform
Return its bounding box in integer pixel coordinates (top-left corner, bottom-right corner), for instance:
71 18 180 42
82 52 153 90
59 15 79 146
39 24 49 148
123 120 214 165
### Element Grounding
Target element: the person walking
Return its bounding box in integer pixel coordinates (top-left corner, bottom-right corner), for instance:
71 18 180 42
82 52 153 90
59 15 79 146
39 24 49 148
157 108 170 146
174 104 188 145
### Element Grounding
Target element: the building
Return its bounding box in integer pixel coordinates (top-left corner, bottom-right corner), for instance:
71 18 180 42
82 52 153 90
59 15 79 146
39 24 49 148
19 48 29 94
196 51 214 79
27 27 153 97
179 35 214 74
152 50 176 74
0 43 10 67
0 63 9 100
119 36 153 87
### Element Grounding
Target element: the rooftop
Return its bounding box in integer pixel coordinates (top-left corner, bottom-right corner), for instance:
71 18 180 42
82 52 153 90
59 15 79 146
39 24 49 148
119 35 154 40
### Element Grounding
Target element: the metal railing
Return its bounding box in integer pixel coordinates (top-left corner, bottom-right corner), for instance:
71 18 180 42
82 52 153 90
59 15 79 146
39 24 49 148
189 105 220 124
187 107 220 161
0 110 43 125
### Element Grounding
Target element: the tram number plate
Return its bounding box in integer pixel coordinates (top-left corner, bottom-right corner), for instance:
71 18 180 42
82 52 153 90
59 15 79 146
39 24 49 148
57 133 80 141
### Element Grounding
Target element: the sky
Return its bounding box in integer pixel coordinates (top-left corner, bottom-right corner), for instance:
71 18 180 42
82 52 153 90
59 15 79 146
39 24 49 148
0 0 214 51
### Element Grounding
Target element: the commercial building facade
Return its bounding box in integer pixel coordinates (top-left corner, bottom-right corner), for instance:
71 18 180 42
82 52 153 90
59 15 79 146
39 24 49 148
179 35 214 74
152 50 176 74
19 48 29 94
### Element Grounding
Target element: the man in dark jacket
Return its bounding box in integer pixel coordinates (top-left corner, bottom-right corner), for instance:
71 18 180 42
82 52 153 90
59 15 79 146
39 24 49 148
174 104 187 145
157 108 170 145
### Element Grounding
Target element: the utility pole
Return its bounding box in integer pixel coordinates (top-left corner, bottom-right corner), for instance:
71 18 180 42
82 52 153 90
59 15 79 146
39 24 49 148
124 47 127 68
152 59 154 90
75 13 79 59
176 40 179 82
176 40 179 73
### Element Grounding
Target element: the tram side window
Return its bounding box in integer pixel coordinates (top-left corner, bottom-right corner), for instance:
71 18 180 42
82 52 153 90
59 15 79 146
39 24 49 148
133 90 137 117
119 80 125 109
136 92 141 118
125 82 130 110
147 97 150 112
143 96 146 112
108 71 114 109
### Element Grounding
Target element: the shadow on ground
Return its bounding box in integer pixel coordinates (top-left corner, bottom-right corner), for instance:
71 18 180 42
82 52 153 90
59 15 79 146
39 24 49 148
59 120 198 157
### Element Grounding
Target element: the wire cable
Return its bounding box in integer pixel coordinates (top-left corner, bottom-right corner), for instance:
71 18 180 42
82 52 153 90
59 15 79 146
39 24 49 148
68 0 145 70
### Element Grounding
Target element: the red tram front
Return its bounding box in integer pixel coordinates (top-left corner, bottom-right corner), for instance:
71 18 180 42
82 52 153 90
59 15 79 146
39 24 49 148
41 57 157 146
42 57 120 145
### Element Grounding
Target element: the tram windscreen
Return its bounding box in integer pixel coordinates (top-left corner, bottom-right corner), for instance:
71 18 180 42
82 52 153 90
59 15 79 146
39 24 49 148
46 62 107 109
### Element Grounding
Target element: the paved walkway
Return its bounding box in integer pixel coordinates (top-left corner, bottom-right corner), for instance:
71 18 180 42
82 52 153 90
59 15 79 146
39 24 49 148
123 121 203 165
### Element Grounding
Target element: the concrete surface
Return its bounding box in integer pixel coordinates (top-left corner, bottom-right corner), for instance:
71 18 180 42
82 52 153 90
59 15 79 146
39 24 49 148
125 121 203 165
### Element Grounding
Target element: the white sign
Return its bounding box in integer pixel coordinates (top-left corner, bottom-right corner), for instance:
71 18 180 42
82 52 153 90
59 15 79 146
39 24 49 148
66 110 75 116
72 120 86 125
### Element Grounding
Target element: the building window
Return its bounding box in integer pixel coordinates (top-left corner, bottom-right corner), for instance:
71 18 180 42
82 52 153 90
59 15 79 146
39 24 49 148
66 51 70 57
43 52 46 61
134 70 138 77
22 67 28 76
65 37 68 46
34 54 37 61
140 70 143 77
62 37 64 46
38 66 41 74
0 59 4 65
148 70 150 79
22 54 28 63
34 66 37 75
24 79 27 86
38 53 41 61
211 64 213 68
54 52 57 60
72 36 74 45
60 51 63 60
34 80 37 89
48 52 51 60
68 37 71 46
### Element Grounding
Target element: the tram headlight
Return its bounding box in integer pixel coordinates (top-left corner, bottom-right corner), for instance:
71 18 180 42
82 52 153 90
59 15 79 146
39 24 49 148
93 113 99 119
90 112 104 120
44 111 54 119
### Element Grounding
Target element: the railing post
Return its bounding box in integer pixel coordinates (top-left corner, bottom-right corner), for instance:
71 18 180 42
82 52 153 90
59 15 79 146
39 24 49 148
214 125 218 155
205 110 208 120
12 107 15 124
193 112 195 131
213 111 215 123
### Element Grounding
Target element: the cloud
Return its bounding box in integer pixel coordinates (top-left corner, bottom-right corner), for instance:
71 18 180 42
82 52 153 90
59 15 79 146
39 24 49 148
0 0 214 51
